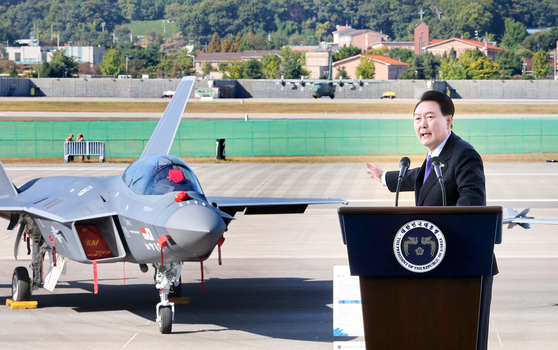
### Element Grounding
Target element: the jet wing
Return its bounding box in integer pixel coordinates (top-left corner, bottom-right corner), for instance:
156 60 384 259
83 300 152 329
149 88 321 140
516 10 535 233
141 76 196 158
207 196 346 216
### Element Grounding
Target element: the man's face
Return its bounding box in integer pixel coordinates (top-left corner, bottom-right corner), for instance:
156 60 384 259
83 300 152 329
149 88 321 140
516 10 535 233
414 100 453 152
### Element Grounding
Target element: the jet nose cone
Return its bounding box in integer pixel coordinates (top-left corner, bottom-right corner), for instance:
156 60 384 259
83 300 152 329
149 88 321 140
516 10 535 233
164 204 226 256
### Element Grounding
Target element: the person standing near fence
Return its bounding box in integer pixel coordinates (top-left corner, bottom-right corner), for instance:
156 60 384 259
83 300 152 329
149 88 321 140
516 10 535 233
76 133 89 162
65 134 74 162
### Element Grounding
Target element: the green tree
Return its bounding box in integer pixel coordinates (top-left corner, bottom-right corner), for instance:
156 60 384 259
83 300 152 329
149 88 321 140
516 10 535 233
49 49 79 78
222 37 234 52
281 59 304 79
208 32 222 53
422 52 442 79
533 50 551 79
201 60 212 76
234 32 242 52
449 48 457 62
261 54 280 78
441 58 467 80
39 61 51 78
333 45 361 61
222 59 244 79
238 32 254 52
471 56 501 79
335 66 349 79
355 56 375 79
501 18 528 49
243 59 264 79
496 50 522 76
441 49 487 79
9 66 18 78
160 32 187 54
387 48 415 63
100 48 123 77
278 47 307 79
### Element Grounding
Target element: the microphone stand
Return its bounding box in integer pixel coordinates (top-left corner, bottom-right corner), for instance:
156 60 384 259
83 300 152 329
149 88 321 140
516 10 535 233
431 157 446 206
395 157 410 207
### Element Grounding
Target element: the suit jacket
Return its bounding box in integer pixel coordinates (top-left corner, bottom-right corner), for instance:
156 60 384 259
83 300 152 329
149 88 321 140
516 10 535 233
386 132 496 274
386 132 486 206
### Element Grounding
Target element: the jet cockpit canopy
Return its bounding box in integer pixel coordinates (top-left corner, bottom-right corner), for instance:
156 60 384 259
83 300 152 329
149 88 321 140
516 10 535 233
122 155 203 196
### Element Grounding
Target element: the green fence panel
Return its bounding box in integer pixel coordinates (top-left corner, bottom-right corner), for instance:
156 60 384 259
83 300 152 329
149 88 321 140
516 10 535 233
1 118 558 158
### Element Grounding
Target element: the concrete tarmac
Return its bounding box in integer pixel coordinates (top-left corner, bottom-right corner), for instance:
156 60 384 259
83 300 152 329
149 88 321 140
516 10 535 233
1 111 557 121
0 162 557 349
2 96 558 105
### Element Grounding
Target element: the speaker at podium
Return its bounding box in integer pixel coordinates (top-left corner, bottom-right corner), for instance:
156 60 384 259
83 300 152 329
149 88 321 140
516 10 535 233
338 206 502 350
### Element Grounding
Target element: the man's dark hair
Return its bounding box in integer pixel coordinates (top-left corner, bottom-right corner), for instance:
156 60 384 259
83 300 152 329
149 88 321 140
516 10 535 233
414 91 455 117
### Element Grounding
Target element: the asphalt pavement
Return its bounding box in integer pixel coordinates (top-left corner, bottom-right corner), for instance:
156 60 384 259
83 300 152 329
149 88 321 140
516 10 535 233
0 162 557 349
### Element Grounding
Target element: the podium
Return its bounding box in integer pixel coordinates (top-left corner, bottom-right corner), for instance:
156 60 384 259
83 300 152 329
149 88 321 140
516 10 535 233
338 206 502 350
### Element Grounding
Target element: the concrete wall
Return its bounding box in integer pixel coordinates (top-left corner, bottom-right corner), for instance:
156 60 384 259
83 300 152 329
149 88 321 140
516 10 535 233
2 78 558 99
0 78 207 98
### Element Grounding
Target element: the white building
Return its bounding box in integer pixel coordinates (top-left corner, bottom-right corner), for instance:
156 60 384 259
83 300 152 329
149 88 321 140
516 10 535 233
5 45 105 66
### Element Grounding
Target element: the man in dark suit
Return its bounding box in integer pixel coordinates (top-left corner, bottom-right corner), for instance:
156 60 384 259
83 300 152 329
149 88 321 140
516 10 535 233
366 90 492 350
367 91 485 205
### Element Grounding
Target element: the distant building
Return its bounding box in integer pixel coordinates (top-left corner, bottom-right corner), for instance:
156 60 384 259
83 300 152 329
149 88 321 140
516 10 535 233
332 54 409 80
424 38 504 61
332 26 389 52
304 48 331 79
370 41 414 51
194 50 280 74
414 22 430 55
5 44 105 66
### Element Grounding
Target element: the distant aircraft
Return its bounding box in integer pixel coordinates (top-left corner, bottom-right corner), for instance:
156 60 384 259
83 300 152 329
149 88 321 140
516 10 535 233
276 76 368 99
503 208 558 229
0 77 345 334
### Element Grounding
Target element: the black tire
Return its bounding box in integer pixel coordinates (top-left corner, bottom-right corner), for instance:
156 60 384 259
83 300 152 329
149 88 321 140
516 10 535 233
159 306 172 334
330 95 335 99
12 267 31 302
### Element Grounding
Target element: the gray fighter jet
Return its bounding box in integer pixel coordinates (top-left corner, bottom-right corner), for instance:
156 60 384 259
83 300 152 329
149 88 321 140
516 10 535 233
0 77 345 334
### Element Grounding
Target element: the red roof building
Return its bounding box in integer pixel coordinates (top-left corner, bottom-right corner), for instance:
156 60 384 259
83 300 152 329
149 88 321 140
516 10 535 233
332 54 409 80
423 38 504 61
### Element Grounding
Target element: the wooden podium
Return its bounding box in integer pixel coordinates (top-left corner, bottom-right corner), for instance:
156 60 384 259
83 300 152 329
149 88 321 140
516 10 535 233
338 206 502 350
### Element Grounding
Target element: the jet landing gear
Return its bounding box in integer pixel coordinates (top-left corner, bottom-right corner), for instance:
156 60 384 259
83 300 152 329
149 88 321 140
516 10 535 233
154 262 182 334
12 218 48 302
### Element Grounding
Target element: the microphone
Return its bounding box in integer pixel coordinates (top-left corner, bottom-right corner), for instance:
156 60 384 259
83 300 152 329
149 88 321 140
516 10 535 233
395 157 410 207
431 156 446 206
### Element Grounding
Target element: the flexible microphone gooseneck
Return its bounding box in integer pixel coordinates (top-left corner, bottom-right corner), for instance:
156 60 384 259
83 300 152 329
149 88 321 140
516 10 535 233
395 157 410 207
431 156 446 206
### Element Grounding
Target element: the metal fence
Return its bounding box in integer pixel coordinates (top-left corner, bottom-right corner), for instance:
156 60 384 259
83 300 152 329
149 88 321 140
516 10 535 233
64 141 105 162
1 119 557 158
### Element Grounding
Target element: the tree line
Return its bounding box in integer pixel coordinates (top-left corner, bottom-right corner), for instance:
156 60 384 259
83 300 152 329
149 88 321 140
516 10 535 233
0 0 556 79
2 0 558 47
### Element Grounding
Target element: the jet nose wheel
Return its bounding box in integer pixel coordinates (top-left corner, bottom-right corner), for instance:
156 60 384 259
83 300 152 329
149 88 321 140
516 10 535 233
12 267 31 302
158 306 172 334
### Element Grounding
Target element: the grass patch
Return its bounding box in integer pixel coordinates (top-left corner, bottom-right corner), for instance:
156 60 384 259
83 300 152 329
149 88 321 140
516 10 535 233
1 102 558 114
119 19 178 37
3 153 557 164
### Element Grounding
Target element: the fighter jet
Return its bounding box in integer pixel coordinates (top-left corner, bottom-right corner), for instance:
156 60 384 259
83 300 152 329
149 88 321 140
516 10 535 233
503 208 558 229
0 77 345 334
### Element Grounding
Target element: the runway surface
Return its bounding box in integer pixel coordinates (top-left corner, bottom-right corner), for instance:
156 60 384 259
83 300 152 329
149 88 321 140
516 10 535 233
2 96 558 104
0 162 557 349
1 111 557 121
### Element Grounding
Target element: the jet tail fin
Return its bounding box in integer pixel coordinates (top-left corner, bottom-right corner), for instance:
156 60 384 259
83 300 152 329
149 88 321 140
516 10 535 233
0 160 17 199
141 76 196 158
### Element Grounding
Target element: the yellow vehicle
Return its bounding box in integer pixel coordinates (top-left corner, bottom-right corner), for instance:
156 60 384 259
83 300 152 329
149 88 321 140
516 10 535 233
381 91 396 99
